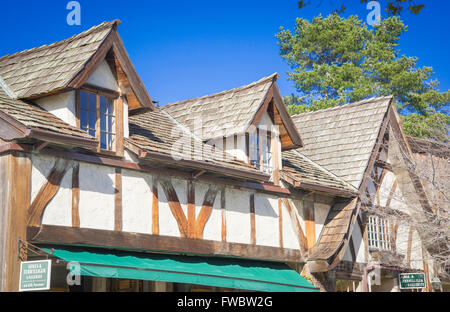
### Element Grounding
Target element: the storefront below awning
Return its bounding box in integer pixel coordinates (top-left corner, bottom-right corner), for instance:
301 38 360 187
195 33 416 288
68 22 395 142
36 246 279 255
42 246 318 292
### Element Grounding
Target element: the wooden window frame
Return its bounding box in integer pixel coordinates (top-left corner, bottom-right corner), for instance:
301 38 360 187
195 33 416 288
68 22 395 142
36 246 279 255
246 128 274 175
76 87 123 156
367 215 392 251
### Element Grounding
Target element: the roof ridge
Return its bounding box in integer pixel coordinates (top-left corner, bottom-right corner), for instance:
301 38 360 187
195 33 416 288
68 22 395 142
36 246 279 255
0 20 120 62
162 73 278 108
291 95 393 120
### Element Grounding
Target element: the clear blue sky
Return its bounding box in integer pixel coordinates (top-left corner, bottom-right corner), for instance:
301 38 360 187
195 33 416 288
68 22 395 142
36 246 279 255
0 0 449 106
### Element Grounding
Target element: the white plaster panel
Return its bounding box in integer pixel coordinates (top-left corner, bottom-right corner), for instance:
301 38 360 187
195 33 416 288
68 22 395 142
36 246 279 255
172 178 188 217
31 154 56 202
290 199 305 232
314 202 330 241
157 182 180 237
254 194 279 247
396 224 409 256
121 170 152 234
86 60 119 91
123 98 129 138
281 201 300 250
202 189 222 242
35 91 76 127
194 183 210 218
78 162 115 230
409 230 423 270
378 171 395 207
42 166 73 227
225 188 251 244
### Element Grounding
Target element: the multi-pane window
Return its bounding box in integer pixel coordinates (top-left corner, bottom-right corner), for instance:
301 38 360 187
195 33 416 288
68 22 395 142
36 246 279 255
367 215 392 251
79 90 116 152
248 129 273 174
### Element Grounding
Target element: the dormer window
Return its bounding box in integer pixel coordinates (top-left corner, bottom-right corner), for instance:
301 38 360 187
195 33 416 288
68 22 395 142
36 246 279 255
76 87 119 153
248 128 273 174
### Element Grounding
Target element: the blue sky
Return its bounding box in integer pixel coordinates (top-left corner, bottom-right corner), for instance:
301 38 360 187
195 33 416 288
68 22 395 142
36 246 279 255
0 0 449 106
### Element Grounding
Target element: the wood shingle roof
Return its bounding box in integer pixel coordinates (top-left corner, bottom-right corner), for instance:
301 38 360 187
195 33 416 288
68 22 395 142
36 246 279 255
281 150 357 197
0 87 97 145
0 21 119 99
291 96 393 189
162 74 277 141
127 109 270 181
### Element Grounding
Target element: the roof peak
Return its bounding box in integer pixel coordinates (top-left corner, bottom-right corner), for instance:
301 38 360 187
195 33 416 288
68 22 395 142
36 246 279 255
163 73 278 108
0 20 121 62
291 95 393 120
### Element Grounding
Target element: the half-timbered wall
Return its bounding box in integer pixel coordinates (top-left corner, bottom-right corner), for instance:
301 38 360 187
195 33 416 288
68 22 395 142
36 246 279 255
32 153 301 251
344 123 432 287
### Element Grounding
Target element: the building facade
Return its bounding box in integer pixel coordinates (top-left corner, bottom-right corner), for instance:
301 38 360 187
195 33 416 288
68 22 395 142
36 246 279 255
0 20 442 292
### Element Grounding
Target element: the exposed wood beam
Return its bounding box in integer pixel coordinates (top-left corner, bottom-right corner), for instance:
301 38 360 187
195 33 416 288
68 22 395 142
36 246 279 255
195 187 219 239
114 168 122 232
250 194 256 245
159 180 188 238
221 187 227 242
304 200 315 250
27 159 70 227
282 198 308 254
187 180 196 238
71 163 80 228
151 180 159 235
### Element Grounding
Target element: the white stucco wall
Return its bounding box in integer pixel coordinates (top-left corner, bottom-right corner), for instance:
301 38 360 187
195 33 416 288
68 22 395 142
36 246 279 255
225 188 251 244
35 91 77 127
199 184 222 242
86 60 119 91
121 169 152 234
32 154 73 227
157 182 180 238
281 201 300 250
254 194 279 247
314 202 330 242
78 162 115 230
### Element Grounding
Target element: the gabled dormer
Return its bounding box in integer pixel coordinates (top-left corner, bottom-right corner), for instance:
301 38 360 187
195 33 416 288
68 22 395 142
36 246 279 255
162 73 304 183
0 20 154 157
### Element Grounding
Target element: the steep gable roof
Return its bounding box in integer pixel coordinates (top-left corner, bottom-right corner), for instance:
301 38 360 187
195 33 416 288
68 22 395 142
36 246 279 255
162 74 303 150
0 20 154 110
291 96 393 189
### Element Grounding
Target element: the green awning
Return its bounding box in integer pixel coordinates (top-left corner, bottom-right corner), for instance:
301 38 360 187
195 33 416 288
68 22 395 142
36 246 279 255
43 246 318 292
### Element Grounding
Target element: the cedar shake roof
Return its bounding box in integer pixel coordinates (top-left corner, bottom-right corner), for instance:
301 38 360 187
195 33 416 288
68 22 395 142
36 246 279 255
127 109 269 181
281 150 357 197
161 74 303 150
291 96 393 189
0 21 119 99
0 87 97 145
162 74 277 140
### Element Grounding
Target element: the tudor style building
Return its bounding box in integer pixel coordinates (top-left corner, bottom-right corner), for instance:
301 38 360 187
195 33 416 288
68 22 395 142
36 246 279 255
291 97 443 292
0 20 439 292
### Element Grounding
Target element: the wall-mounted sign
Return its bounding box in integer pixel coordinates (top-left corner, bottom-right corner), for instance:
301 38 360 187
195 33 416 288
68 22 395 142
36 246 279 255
19 260 52 292
399 273 426 289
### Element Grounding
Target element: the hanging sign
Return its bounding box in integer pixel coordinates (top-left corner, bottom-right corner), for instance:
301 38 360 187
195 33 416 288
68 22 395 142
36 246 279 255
19 260 52 292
